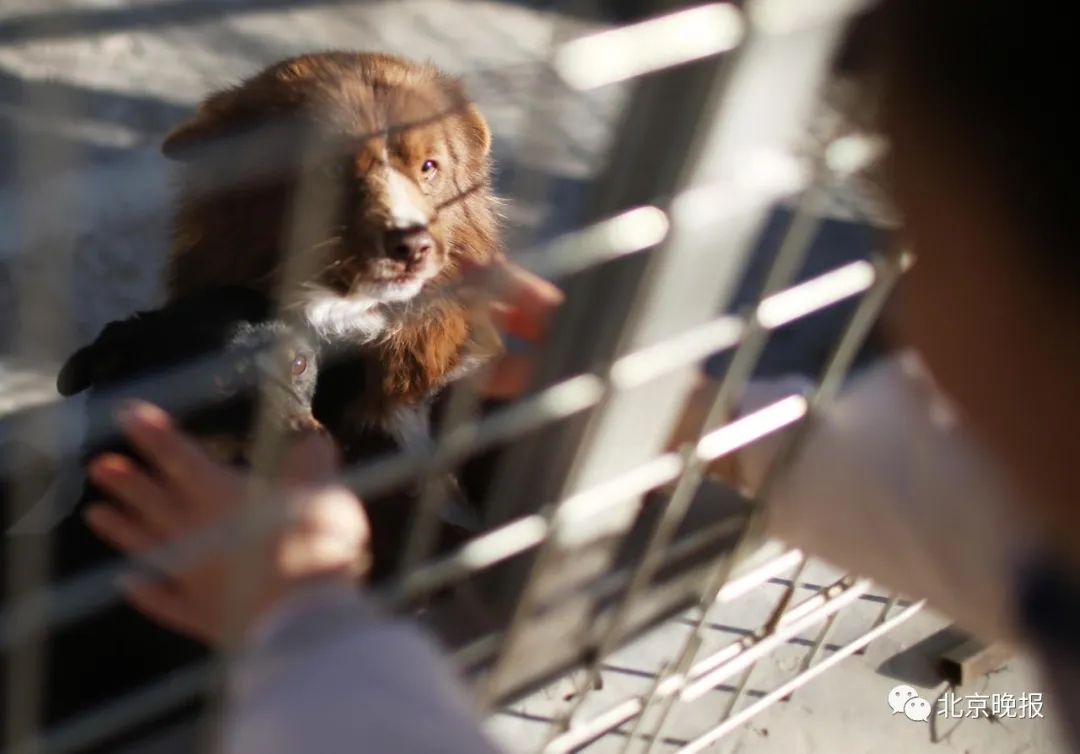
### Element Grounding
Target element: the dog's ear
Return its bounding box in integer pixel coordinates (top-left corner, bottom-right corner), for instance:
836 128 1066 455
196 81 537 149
56 321 130 396
57 343 100 396
462 104 492 156
439 76 491 156
162 90 248 161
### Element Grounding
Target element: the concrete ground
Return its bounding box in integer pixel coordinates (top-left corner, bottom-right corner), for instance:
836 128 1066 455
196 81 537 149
0 1 1069 752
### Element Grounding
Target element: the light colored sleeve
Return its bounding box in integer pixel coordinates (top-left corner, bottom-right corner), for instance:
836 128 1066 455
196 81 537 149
221 581 503 754
739 352 1036 642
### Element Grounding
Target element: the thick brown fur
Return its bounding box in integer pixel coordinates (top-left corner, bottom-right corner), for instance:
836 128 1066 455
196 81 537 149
162 52 502 420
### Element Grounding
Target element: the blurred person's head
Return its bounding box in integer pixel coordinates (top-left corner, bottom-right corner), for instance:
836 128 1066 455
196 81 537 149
864 1 1080 558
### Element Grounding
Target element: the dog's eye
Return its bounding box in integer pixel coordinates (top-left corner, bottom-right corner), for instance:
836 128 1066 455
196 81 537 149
421 159 438 180
291 354 308 377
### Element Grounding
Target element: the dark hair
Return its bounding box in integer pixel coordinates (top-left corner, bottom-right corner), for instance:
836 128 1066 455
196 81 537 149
850 1 1077 277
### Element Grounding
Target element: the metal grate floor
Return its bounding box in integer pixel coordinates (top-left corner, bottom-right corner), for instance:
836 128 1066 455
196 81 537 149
490 551 1066 754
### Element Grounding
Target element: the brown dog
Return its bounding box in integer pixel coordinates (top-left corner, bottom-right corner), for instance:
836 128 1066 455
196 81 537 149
161 52 502 433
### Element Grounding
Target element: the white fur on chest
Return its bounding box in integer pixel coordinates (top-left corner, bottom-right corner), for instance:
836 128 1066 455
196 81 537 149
302 290 389 341
299 282 425 342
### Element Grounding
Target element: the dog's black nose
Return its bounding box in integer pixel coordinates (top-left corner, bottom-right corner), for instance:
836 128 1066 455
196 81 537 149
385 227 433 265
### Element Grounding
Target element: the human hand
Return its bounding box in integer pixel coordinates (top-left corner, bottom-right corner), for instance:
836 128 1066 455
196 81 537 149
463 258 564 399
84 402 370 645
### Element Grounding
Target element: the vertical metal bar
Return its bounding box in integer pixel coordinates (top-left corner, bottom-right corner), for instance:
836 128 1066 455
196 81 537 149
3 55 85 753
853 591 899 657
480 9 741 531
397 382 481 578
720 664 756 724
396 0 586 580
628 634 702 754
774 571 852 701
475 5 747 704
872 593 900 627
192 121 352 752
797 609 839 673
489 0 585 249
759 553 811 632
616 660 669 754
694 169 832 425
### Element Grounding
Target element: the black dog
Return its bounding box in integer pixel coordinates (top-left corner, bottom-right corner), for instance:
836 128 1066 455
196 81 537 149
1 286 320 753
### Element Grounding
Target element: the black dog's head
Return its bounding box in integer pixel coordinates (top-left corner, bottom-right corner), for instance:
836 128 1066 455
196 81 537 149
58 287 321 465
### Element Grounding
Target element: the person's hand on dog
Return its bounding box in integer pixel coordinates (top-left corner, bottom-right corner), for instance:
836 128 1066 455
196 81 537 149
462 257 564 399
84 401 370 645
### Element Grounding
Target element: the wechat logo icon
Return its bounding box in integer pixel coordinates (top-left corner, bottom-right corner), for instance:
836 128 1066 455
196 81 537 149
888 684 931 722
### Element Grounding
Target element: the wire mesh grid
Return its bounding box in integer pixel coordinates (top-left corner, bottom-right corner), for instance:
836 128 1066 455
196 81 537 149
0 0 928 752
